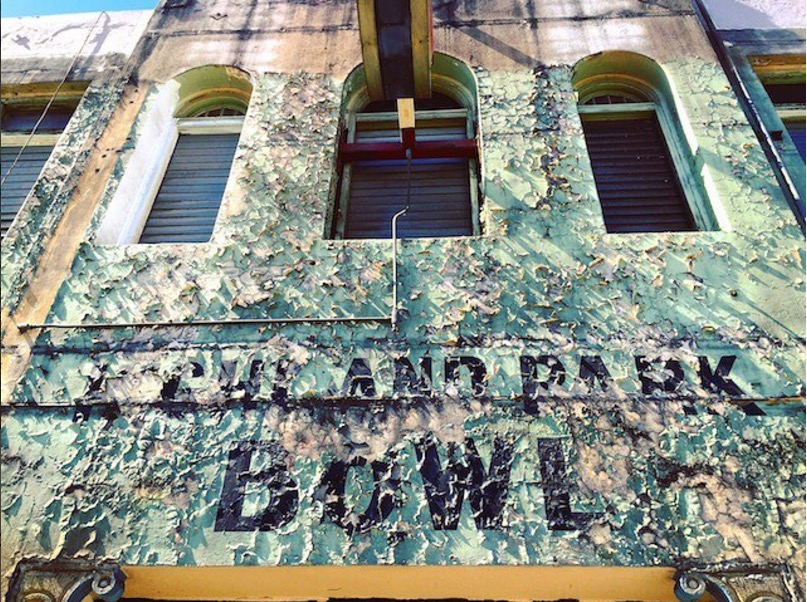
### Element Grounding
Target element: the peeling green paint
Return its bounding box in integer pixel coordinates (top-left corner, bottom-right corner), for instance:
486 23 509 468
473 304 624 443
2 401 804 567
1 65 130 316
1 6 805 598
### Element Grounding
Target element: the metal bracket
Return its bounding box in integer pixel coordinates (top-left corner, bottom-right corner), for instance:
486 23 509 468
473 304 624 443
61 565 126 602
674 564 799 602
675 571 736 602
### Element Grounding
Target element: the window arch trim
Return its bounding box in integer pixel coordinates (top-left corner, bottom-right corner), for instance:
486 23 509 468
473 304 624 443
95 65 253 245
331 53 482 240
572 52 718 233
341 52 479 115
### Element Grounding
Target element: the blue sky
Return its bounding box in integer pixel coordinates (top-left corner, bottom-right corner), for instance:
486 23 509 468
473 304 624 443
1 0 155 18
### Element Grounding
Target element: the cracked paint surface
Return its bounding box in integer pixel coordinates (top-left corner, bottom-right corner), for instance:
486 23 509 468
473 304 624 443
2 401 804 568
1 8 805 598
0 75 130 314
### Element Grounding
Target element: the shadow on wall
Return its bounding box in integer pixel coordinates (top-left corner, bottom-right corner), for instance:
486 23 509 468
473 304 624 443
460 26 536 68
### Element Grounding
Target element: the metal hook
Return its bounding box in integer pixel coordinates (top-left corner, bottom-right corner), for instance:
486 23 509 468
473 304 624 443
391 205 409 332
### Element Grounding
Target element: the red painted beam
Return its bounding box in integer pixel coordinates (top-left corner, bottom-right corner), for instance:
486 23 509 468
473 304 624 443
401 127 416 151
340 139 477 161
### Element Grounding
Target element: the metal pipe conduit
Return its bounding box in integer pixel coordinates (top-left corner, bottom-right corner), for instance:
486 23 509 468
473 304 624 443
16 316 391 331
391 147 413 332
391 206 410 331
18 207 409 332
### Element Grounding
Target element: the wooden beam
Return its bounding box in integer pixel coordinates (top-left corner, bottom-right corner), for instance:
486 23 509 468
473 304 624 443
396 98 415 129
397 98 416 149
340 138 477 161
122 565 680 601
357 0 384 100
410 0 433 98
375 0 415 98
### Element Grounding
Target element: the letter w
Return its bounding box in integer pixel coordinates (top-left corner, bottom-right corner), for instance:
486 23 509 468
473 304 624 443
414 435 513 530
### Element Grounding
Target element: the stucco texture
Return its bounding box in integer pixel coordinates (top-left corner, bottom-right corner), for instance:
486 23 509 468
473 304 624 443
1 0 805 596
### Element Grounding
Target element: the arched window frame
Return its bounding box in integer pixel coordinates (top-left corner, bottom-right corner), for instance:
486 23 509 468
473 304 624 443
330 53 482 240
573 54 718 233
96 66 252 245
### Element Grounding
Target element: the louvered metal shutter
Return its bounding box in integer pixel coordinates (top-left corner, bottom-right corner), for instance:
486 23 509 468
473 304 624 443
582 116 696 233
1 145 53 239
344 121 472 238
138 133 239 244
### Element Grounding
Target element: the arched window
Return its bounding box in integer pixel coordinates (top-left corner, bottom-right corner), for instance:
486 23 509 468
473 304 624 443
573 52 713 233
331 53 480 239
97 65 252 244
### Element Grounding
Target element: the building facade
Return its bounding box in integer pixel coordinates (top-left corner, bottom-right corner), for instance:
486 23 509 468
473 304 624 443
1 0 805 600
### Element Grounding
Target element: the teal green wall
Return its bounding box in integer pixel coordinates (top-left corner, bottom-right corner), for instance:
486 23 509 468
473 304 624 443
2 403 803 566
2 44 805 584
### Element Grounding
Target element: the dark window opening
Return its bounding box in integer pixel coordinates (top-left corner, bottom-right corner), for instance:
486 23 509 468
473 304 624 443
785 121 806 161
361 93 461 113
138 132 239 244
1 99 78 239
582 94 643 105
581 114 696 233
335 94 479 239
0 146 54 238
1 105 75 134
763 82 806 164
763 83 806 106
192 106 246 118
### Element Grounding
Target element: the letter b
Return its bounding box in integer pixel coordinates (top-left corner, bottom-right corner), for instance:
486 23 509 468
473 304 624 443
215 441 299 531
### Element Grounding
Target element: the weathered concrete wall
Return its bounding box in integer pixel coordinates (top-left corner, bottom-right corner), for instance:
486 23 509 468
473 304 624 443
3 401 803 566
1 11 151 67
703 0 805 30
1 0 805 599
